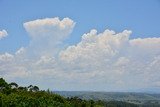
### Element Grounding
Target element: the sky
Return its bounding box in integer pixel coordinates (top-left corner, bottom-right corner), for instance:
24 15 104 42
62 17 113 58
0 0 160 92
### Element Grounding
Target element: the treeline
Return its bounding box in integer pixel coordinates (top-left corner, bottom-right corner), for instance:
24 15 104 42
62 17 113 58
0 78 104 107
0 78 152 107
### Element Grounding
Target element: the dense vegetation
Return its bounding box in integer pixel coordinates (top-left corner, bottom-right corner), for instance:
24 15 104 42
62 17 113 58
0 78 104 107
0 78 157 107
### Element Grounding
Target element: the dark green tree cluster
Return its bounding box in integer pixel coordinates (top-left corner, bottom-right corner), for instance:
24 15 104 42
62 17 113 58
104 101 138 107
66 97 104 107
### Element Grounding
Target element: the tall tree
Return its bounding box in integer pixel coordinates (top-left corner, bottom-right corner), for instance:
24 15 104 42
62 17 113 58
9 82 18 89
32 86 39 92
0 78 8 90
28 85 33 91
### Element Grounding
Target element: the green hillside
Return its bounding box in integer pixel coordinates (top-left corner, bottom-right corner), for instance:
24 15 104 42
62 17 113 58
0 78 105 107
0 78 150 107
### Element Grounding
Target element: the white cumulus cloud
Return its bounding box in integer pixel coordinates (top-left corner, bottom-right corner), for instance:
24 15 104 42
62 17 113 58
59 29 160 91
60 29 132 63
0 30 8 39
0 17 160 91
23 17 75 56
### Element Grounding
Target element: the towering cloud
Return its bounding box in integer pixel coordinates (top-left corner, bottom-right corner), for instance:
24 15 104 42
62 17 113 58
0 17 160 91
0 30 8 39
59 29 160 91
60 29 132 63
23 17 75 56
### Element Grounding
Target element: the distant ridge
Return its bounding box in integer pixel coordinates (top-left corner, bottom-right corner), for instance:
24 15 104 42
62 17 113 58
54 91 160 103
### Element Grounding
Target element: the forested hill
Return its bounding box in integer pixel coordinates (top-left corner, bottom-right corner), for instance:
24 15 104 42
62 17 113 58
0 78 105 107
0 78 139 107
55 91 160 106
0 78 159 107
55 91 160 101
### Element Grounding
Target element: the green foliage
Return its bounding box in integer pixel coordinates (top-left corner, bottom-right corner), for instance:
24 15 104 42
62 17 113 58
0 78 104 107
9 82 18 89
0 78 8 90
3 77 157 107
105 101 138 107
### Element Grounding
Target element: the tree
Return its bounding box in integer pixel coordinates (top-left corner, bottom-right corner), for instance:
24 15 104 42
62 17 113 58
32 86 39 92
90 100 94 107
18 86 27 91
28 85 33 91
9 82 18 89
28 85 39 92
0 78 8 90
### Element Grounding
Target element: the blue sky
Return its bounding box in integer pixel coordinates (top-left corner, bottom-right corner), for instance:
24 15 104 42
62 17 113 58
0 0 160 53
0 0 160 92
